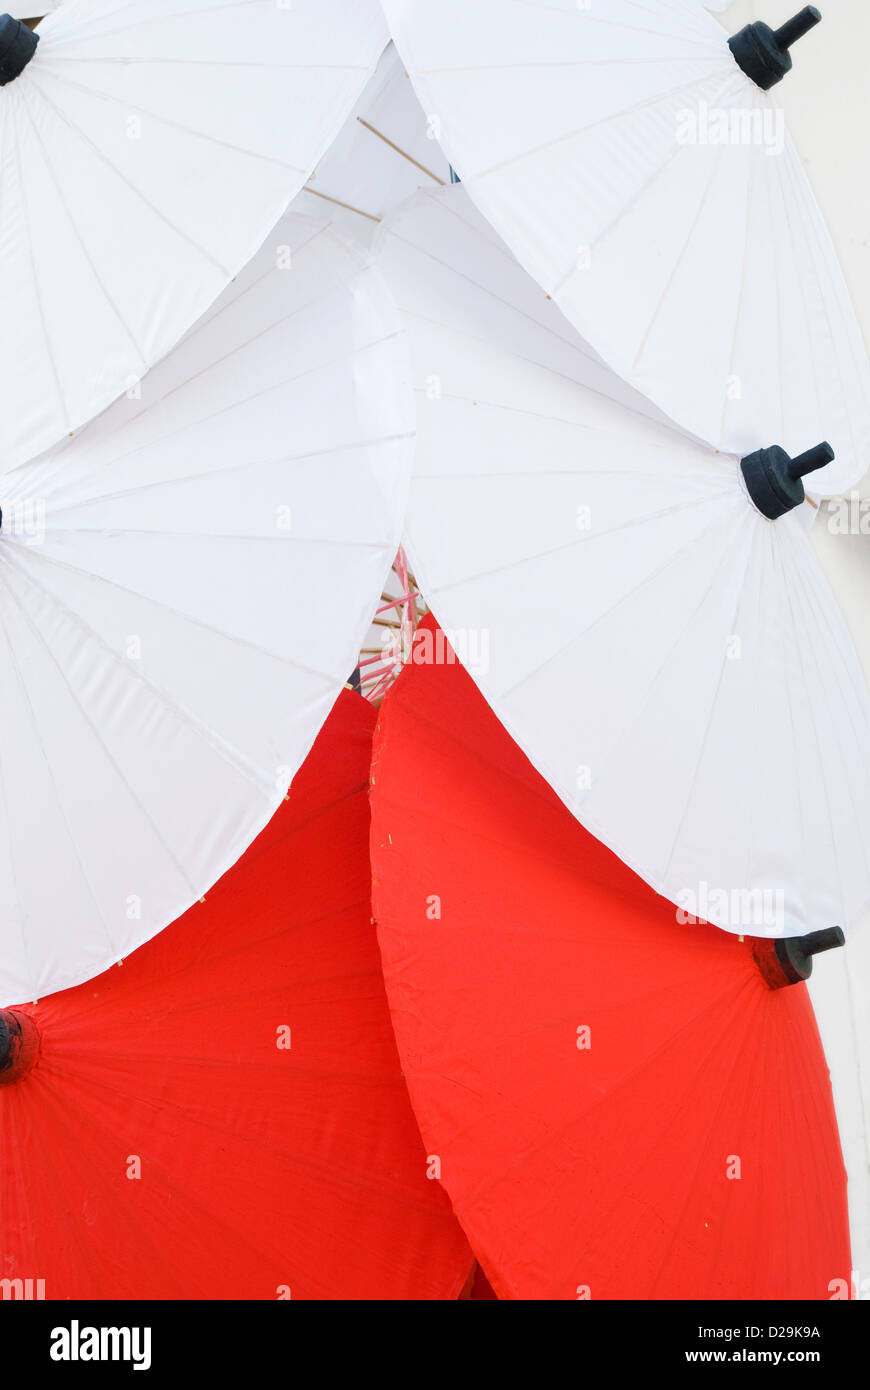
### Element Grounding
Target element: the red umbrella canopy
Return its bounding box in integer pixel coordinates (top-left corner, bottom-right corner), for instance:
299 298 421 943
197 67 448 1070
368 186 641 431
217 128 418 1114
0 689 471 1300
369 618 851 1300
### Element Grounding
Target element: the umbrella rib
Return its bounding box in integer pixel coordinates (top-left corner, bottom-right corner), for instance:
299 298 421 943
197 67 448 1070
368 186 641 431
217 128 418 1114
632 142 728 372
29 330 408 504
792 540 870 753
780 143 864 473
386 221 597 358
2 546 280 803
496 496 743 705
446 975 759 1221
46 0 275 48
8 97 70 429
0 616 39 999
29 1066 297 1295
108 265 381 421
412 388 720 459
388 196 697 441
386 248 693 439
416 183 526 268
0 590 123 968
764 526 840 929
41 438 409 520
419 55 724 74
778 558 850 918
469 72 718 181
34 66 310 178
0 588 204 923
774 147 826 435
2 542 344 687
17 82 150 368
425 488 734 599
412 459 720 480
42 527 396 548
59 893 375 1029
47 57 378 70
716 110 756 448
648 984 772 1297
380 686 581 825
301 187 381 223
737 522 782 907
544 60 743 302
657 515 762 889
506 0 720 47
169 221 333 348
25 74 234 277
768 144 788 446
549 138 685 302
357 117 446 185
573 503 750 812
788 544 870 903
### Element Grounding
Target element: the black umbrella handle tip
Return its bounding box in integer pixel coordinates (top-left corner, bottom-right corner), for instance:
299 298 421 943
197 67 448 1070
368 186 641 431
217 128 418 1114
753 926 845 990
741 441 834 520
787 441 835 481
0 14 39 87
0 1008 40 1084
729 8 821 89
775 8 823 51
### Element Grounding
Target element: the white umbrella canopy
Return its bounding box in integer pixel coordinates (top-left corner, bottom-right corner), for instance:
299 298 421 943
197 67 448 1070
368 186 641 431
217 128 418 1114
0 211 413 1007
382 0 870 495
0 0 388 469
298 42 450 247
375 186 870 942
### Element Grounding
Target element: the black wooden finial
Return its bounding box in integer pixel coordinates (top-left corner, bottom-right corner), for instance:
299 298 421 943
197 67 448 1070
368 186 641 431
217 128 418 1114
754 927 845 990
0 15 39 87
729 7 821 90
741 440 833 519
0 1009 40 1084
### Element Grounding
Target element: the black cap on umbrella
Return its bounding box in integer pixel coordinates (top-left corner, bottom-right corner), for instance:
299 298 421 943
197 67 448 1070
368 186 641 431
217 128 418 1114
0 15 39 87
741 440 834 520
729 7 822 90
0 1008 40 1084
753 927 845 990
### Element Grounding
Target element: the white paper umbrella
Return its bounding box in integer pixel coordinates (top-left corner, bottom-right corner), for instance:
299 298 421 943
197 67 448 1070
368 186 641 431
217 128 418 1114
298 42 450 247
0 0 388 468
375 186 870 941
0 210 412 1006
382 0 870 493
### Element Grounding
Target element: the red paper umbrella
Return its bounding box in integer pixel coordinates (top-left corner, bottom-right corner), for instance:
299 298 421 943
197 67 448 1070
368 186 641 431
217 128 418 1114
369 619 851 1301
0 689 471 1300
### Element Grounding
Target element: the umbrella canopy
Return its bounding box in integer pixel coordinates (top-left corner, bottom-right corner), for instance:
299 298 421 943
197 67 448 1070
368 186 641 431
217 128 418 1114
373 186 870 940
369 618 852 1300
0 0 388 467
0 689 473 1300
382 0 870 493
298 41 450 246
0 209 412 1006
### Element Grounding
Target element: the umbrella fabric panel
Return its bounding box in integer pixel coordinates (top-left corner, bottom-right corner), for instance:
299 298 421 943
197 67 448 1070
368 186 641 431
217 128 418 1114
0 690 474 1300
374 187 870 940
382 0 870 493
298 42 451 244
0 0 389 467
370 622 852 1300
0 212 412 1006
